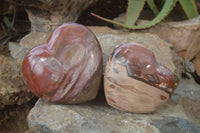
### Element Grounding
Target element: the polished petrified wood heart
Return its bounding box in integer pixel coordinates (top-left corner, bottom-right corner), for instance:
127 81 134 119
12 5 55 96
22 23 102 104
104 42 176 113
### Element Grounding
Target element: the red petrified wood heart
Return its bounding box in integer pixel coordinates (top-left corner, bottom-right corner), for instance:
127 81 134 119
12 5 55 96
22 23 102 104
104 42 176 113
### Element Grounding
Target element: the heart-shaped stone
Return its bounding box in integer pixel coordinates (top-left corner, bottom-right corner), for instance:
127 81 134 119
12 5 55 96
104 42 176 113
22 23 102 104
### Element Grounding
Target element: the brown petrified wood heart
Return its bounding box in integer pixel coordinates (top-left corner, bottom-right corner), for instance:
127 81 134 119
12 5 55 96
22 23 102 104
104 42 176 113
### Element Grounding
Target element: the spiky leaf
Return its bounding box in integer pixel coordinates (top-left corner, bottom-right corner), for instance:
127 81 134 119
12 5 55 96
91 0 176 30
147 0 159 15
125 0 146 26
179 0 199 19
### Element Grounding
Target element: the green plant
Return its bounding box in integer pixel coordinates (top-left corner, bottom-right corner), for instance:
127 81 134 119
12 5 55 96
91 0 199 30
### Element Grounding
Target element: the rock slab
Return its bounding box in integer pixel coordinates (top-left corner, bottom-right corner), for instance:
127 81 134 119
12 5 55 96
28 79 200 133
114 13 200 61
193 52 200 76
148 16 200 61
0 53 33 110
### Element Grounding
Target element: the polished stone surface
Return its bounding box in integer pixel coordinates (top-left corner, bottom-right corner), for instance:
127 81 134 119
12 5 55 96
22 23 102 104
104 42 175 113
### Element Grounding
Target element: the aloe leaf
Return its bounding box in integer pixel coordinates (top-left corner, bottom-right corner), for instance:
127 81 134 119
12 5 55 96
179 0 199 19
90 13 126 27
125 0 146 26
128 0 177 29
91 0 177 30
3 16 17 32
3 17 13 29
147 0 159 15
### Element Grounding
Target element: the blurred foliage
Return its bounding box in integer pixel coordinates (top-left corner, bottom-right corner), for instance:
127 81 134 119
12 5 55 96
0 7 30 47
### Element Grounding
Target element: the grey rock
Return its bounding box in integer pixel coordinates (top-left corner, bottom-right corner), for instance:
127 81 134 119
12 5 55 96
28 96 160 133
151 116 200 133
27 79 200 133
175 79 200 125
183 60 195 73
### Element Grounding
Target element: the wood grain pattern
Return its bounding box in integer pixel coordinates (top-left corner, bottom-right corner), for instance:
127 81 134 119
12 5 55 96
104 42 175 113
